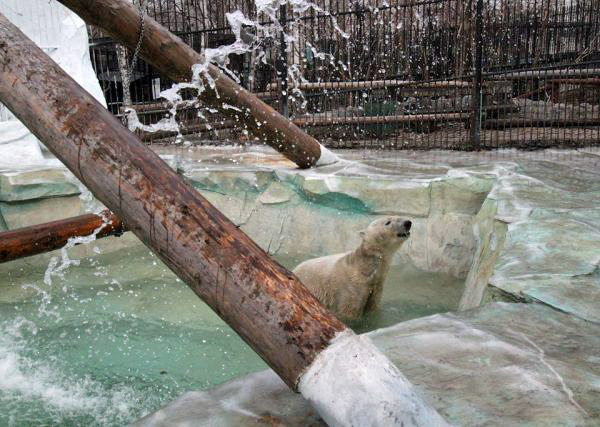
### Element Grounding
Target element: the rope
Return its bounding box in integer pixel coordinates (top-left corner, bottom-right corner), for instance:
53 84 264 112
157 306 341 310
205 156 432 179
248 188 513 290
128 0 146 75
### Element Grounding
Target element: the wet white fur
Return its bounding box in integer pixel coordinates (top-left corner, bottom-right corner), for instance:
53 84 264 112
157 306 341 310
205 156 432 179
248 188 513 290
293 216 410 321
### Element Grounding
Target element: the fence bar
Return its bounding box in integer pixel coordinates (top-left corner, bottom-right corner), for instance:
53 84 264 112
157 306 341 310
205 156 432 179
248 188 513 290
0 15 447 426
471 0 484 150
58 0 322 168
0 211 124 263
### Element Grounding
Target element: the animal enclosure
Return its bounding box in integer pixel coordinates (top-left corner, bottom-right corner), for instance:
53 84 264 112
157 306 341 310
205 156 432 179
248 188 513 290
1 0 600 425
89 0 600 149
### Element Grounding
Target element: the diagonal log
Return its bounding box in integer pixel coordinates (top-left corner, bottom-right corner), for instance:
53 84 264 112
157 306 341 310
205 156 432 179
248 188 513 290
0 11 342 390
0 211 124 263
57 0 323 169
0 15 447 426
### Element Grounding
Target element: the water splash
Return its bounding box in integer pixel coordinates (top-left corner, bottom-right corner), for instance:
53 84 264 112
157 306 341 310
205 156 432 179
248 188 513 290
43 211 112 287
0 317 143 426
127 0 349 146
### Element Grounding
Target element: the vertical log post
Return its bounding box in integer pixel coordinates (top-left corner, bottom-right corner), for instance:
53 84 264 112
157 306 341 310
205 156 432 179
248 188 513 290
0 16 446 426
57 0 322 168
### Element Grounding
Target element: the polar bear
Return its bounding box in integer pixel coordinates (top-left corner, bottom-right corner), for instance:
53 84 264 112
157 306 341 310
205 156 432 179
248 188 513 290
293 216 412 322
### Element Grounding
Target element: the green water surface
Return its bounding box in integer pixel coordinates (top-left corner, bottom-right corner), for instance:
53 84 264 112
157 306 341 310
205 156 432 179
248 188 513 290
0 244 462 426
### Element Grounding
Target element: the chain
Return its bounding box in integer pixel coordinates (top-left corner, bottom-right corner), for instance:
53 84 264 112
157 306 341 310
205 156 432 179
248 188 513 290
128 0 146 75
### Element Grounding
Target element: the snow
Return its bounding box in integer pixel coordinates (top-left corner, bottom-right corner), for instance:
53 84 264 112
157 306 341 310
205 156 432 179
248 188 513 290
0 0 107 170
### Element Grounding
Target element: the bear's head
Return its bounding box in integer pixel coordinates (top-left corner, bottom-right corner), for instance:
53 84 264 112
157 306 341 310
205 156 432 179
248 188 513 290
359 216 412 255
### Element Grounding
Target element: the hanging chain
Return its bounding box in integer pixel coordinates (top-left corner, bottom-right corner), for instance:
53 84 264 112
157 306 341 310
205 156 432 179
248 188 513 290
128 0 146 75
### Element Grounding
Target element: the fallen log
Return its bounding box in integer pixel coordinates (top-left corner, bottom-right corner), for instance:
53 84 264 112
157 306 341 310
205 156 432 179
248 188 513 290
0 14 447 426
57 0 323 168
0 211 124 263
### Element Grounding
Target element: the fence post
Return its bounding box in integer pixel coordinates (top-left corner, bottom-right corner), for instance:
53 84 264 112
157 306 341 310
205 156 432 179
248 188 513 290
471 0 484 149
278 3 289 118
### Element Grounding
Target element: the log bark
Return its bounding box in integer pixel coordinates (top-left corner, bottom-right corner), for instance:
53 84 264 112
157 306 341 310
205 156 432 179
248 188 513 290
57 0 322 169
0 13 345 390
0 211 124 263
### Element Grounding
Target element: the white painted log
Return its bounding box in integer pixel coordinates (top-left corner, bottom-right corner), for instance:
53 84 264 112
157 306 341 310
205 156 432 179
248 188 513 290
299 330 449 427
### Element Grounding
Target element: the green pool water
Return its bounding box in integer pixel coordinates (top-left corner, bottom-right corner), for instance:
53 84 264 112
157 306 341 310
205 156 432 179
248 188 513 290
0 243 463 426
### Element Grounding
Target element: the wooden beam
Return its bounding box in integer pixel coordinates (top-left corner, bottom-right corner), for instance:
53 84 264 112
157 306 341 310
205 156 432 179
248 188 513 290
294 112 470 127
266 79 472 92
483 118 600 129
136 120 238 142
0 12 345 390
136 113 471 141
57 0 322 168
486 68 600 80
0 211 124 263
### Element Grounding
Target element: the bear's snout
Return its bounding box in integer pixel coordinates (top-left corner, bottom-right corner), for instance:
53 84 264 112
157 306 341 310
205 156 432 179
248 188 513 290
395 219 411 238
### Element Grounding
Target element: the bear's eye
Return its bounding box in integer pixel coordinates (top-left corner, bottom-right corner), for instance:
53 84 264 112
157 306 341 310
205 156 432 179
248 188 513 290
385 220 391 226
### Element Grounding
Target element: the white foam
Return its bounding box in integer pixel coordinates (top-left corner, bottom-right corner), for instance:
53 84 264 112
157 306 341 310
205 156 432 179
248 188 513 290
0 0 107 170
0 317 139 424
298 330 449 427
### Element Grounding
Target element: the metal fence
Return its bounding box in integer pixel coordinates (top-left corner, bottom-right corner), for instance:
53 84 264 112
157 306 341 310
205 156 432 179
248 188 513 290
88 0 600 149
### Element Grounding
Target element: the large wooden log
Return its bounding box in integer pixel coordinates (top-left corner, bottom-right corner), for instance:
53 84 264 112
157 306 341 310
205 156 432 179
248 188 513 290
57 0 322 169
0 12 343 390
0 211 124 263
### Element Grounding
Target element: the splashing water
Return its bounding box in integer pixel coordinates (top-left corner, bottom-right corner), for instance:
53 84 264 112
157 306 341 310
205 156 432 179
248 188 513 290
43 211 113 288
1 243 268 426
126 0 349 146
0 316 142 426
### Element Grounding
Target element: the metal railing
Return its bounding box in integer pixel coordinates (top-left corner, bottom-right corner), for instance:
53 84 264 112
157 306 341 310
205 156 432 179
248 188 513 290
88 0 600 149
